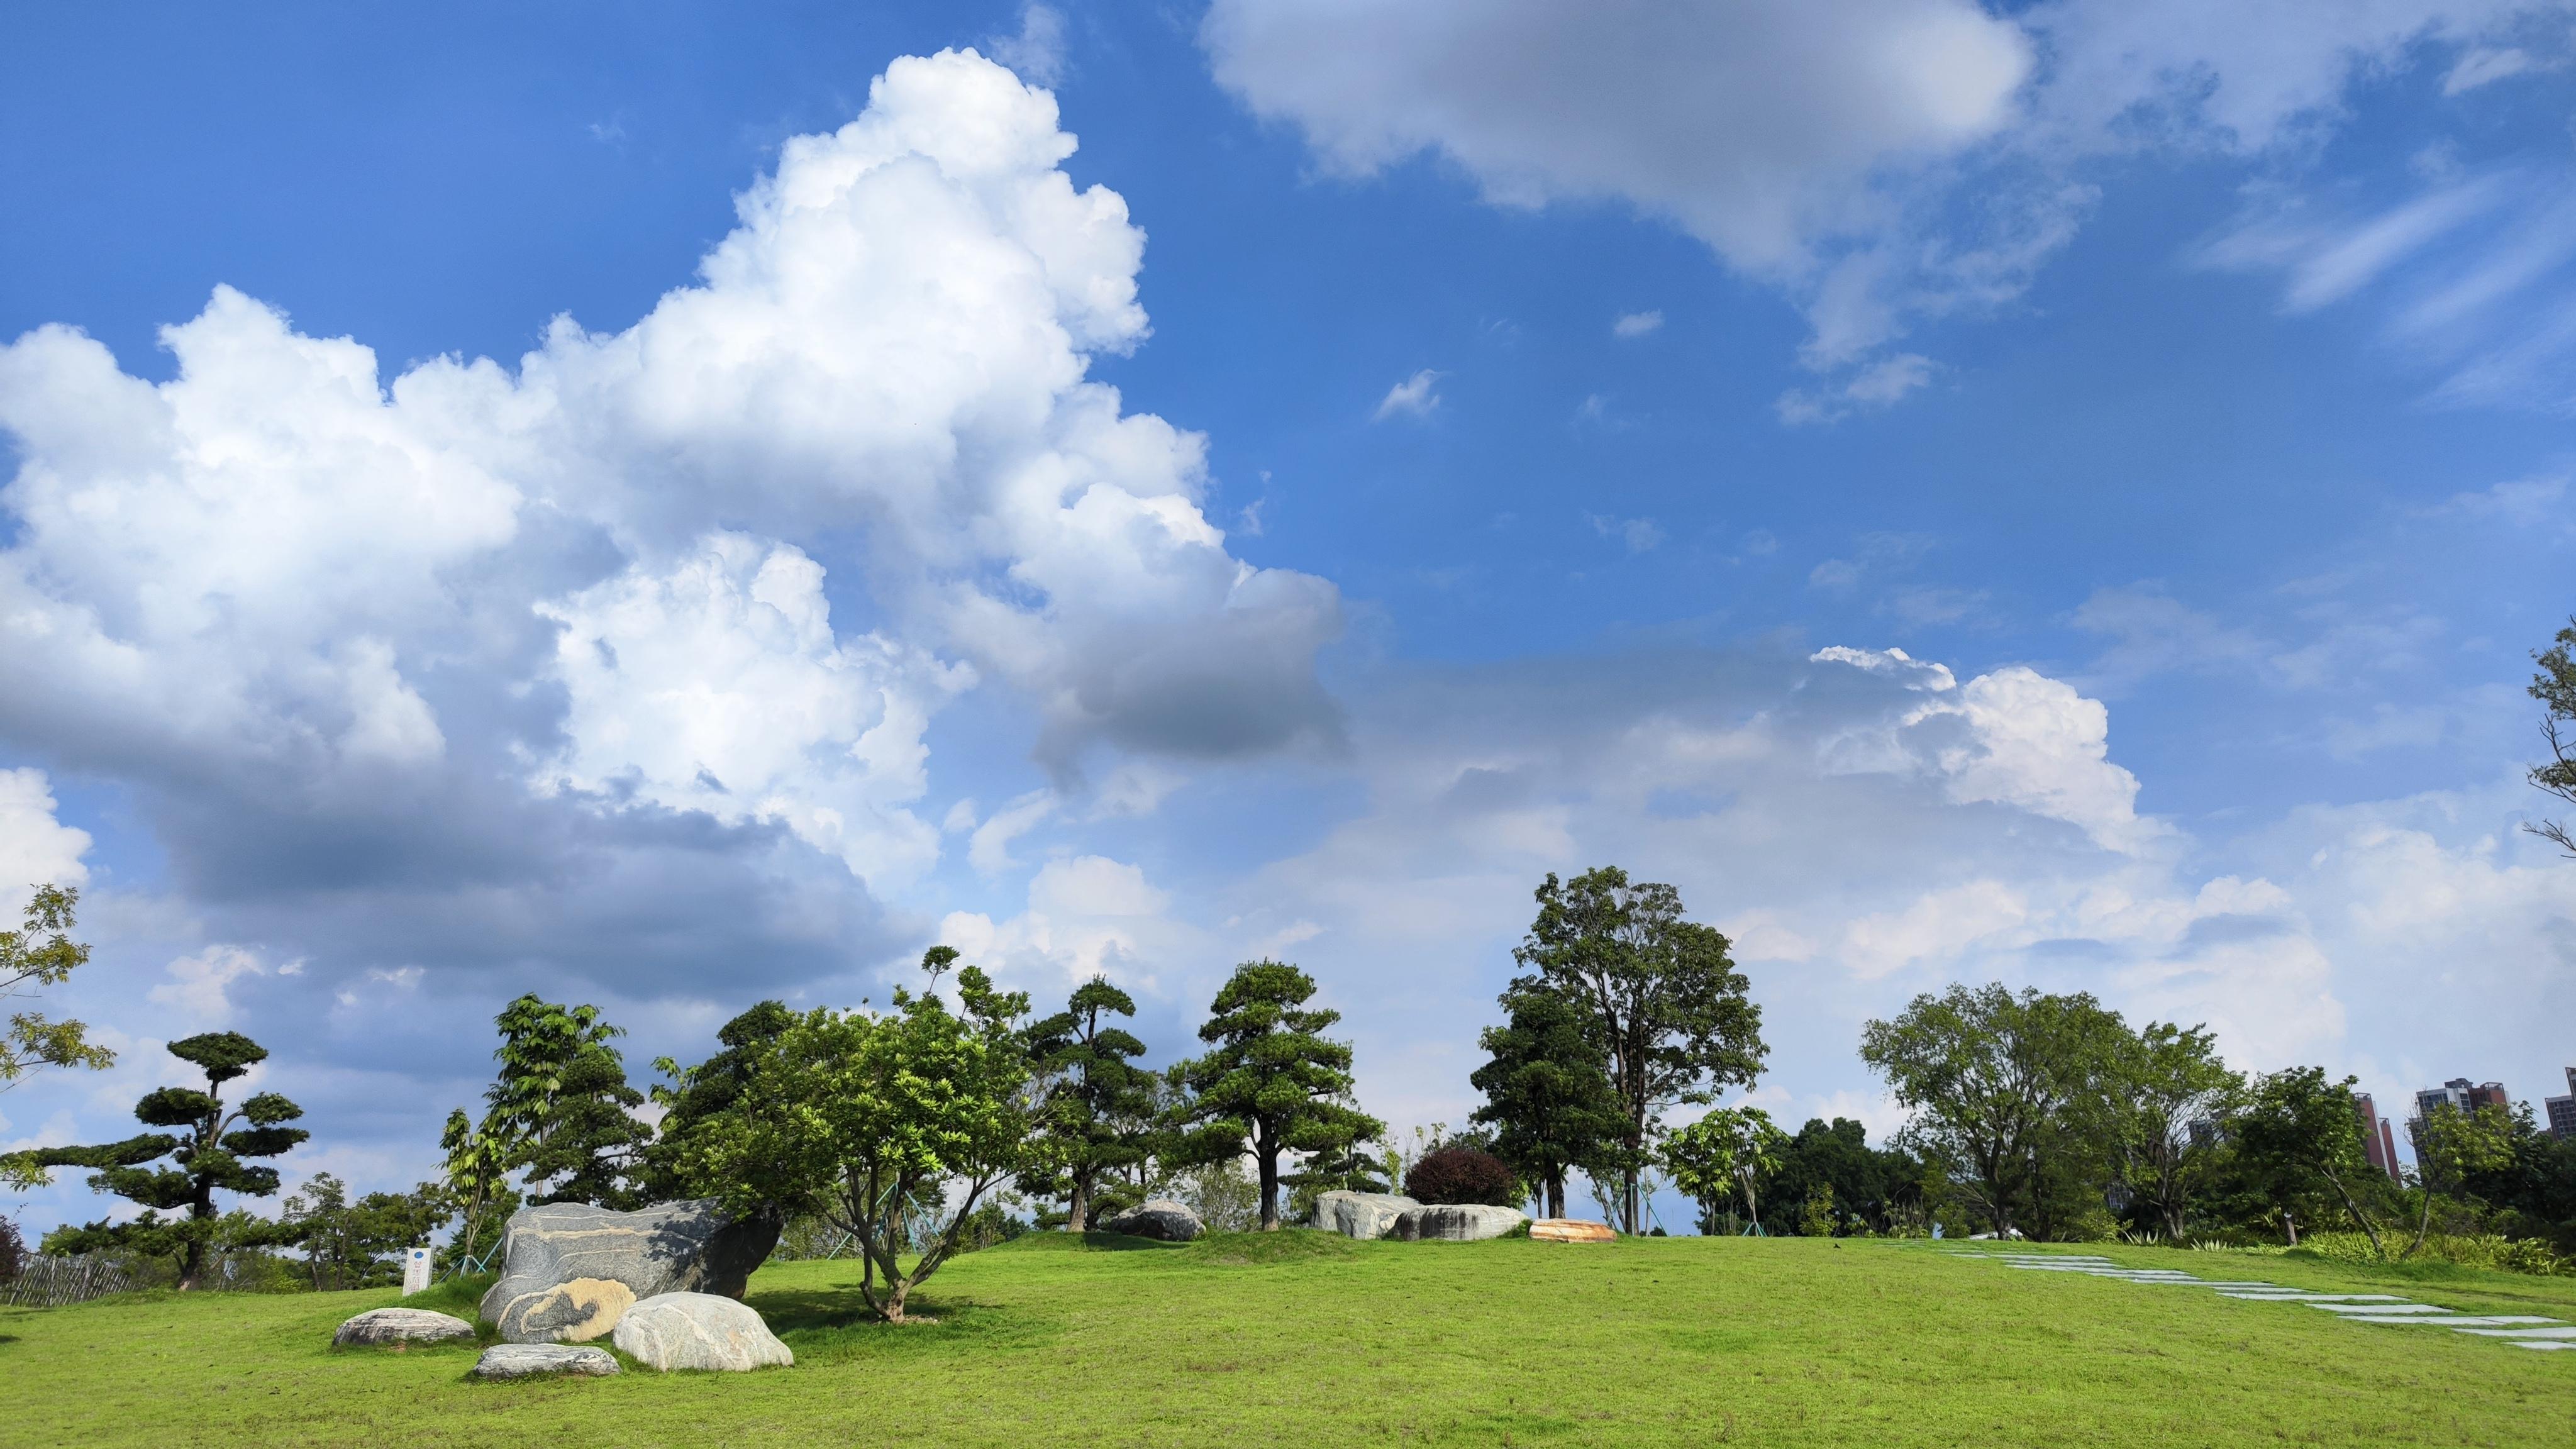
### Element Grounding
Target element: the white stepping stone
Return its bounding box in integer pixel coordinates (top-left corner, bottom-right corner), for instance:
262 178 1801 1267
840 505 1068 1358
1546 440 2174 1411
2341 1315 2562 1328
2307 1302 2442 1314
2223 1292 2402 1302
2512 1341 2576 1351
2457 1327 2576 1339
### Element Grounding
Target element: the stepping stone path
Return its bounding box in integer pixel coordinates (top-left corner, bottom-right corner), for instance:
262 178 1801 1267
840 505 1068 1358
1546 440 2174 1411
1949 1252 2576 1352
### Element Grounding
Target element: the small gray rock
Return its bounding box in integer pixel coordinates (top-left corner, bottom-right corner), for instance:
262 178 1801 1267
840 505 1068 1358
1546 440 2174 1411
1102 1198 1204 1242
334 1306 477 1347
1313 1190 1421 1240
470 1343 619 1380
613 1292 794 1372
1392 1204 1527 1242
479 1199 780 1343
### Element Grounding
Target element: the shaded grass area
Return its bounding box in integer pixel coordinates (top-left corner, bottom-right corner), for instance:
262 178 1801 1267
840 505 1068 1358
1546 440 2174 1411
4 1235 2572 1447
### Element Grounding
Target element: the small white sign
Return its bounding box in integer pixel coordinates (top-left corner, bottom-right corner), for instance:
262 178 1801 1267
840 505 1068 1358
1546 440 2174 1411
402 1246 433 1296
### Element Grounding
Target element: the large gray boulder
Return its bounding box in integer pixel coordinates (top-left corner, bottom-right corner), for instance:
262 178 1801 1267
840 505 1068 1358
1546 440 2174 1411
479 1199 780 1343
613 1292 794 1372
470 1343 619 1379
1392 1204 1527 1242
333 1306 476 1347
1102 1198 1203 1242
1312 1190 1420 1240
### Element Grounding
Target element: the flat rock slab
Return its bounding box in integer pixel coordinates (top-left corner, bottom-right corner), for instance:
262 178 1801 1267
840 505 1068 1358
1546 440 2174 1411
1530 1219 1616 1243
1394 1205 1527 1242
613 1292 794 1372
334 1307 476 1348
470 1343 619 1380
1102 1198 1204 1243
480 1199 779 1343
1313 1191 1419 1240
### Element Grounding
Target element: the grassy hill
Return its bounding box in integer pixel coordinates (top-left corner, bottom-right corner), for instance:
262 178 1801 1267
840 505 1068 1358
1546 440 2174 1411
5 1234 2572 1446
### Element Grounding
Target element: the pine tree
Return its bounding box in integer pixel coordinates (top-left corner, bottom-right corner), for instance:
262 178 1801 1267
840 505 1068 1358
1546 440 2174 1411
1181 960 1380 1231
34 1032 306 1289
643 999 797 1202
1470 982 1623 1219
1021 977 1155 1231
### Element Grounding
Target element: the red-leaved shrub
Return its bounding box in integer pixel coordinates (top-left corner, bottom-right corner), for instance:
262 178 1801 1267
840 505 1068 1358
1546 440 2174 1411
1404 1145 1518 1206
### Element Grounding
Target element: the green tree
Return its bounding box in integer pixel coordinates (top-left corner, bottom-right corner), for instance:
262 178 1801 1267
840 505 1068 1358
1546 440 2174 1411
1765 1118 1928 1236
682 948 1035 1322
2409 1102 2518 1257
1663 1107 1789 1235
32 1032 306 1289
1021 977 1155 1232
1513 868 1767 1234
2231 1066 2390 1253
1181 960 1382 1231
2 885 113 1107
1859 983 2129 1240
278 1174 456 1290
2106 1021 2242 1240
476 994 651 1209
1468 982 1623 1219
2527 618 2576 853
643 999 797 1202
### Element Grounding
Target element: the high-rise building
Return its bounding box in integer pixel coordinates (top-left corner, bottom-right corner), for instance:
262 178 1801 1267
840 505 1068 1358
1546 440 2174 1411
2546 1069 2576 1142
2352 1093 2402 1182
2408 1077 2511 1157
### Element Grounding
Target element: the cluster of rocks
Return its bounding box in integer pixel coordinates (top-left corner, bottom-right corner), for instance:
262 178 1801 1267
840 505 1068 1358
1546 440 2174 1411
1306 1191 1618 1243
333 1199 795 1379
1310 1191 1532 1241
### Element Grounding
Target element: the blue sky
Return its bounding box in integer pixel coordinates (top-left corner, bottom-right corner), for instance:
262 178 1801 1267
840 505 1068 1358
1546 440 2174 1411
4 1 2573 1233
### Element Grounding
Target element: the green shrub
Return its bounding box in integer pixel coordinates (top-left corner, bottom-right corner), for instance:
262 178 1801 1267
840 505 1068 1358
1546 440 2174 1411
2292 1231 2572 1276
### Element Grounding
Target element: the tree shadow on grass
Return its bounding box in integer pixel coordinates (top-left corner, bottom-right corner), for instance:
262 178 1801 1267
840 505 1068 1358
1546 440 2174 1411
753 1285 1062 1367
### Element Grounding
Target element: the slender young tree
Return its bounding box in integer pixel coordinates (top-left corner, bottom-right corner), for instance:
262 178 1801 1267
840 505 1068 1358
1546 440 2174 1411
1021 977 1155 1232
1469 982 1623 1219
1 884 113 1098
1512 868 1766 1234
1182 960 1382 1231
34 1032 306 1289
2407 1102 2518 1257
1663 1107 1789 1235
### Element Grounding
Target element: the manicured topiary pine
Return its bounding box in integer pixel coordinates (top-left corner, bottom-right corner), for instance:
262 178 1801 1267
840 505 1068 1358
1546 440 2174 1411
1020 977 1155 1232
1405 1145 1520 1207
1181 961 1381 1231
35 1031 306 1289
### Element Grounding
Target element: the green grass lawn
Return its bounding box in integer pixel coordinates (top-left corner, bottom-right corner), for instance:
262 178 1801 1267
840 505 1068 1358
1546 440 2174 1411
6 1235 2572 1447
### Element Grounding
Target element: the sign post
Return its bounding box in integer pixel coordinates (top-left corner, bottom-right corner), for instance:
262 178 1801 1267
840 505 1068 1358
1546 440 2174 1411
402 1246 433 1296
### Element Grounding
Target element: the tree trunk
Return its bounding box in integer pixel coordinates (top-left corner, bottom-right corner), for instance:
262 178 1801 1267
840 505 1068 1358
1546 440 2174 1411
2406 1184 2436 1258
1258 1141 1281 1231
1065 1174 1088 1234
2323 1169 2385 1257
1621 1165 1641 1235
1544 1171 1565 1221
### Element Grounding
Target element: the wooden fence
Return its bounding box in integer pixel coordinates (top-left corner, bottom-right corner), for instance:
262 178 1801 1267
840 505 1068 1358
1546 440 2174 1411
1 1253 136 1308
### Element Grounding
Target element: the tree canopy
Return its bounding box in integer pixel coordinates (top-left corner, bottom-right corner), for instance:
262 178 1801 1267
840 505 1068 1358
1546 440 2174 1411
1511 867 1765 1233
1860 983 2130 1239
681 948 1035 1321
1663 1107 1789 1235
1 885 113 1115
1469 980 1622 1219
2527 618 2576 853
1181 960 1381 1231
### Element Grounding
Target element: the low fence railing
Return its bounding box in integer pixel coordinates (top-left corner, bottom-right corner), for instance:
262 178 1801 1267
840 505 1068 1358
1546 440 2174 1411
1 1253 136 1308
